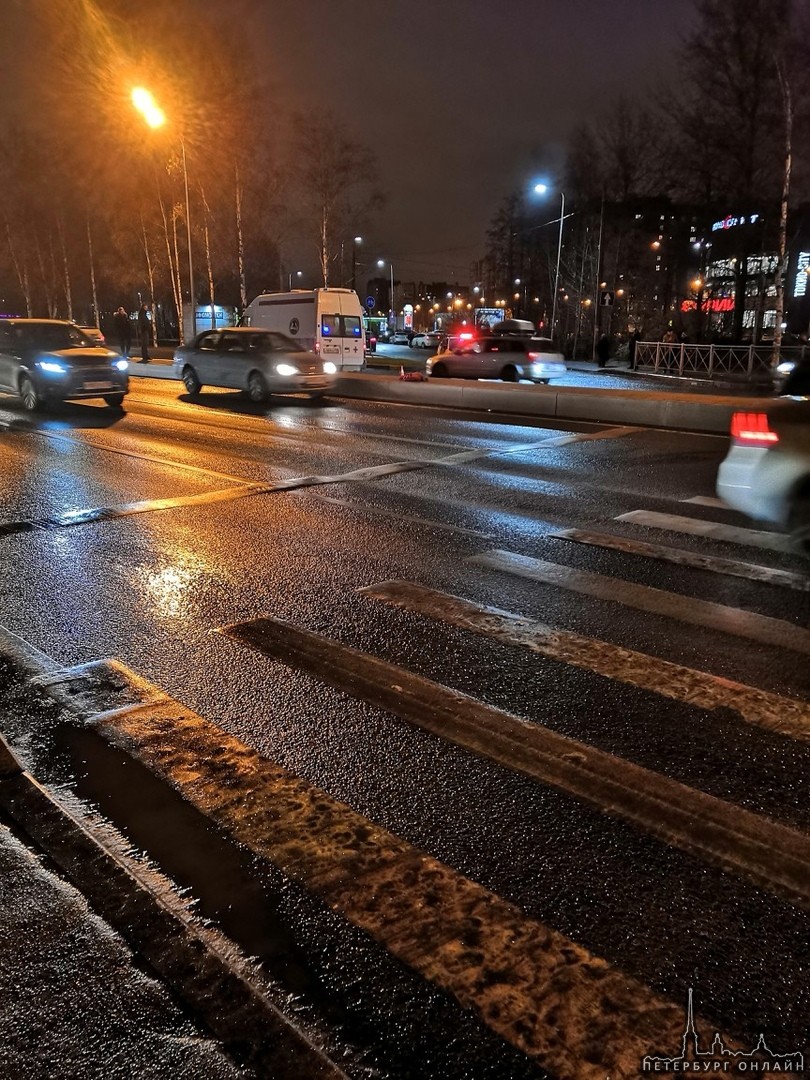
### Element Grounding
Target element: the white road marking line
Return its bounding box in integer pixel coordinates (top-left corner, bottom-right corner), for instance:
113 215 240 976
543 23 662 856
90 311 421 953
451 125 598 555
359 580 810 740
616 509 801 556
21 427 260 486
304 491 493 539
683 496 728 509
0 410 637 538
225 615 810 912
467 549 810 655
553 528 810 592
91 681 691 1078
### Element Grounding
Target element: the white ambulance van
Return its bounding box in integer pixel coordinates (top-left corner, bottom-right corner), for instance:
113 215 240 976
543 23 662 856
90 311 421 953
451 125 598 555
242 288 366 371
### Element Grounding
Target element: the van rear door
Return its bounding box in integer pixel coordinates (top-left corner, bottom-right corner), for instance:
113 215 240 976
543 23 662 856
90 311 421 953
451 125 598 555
319 312 342 363
339 313 364 368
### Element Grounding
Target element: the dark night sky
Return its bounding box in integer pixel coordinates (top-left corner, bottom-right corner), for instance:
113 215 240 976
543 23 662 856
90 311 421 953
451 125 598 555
255 0 696 283
2 0 696 287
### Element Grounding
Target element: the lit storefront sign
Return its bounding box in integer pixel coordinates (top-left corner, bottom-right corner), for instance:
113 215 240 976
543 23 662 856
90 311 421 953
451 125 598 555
680 297 735 313
793 252 810 298
711 212 761 232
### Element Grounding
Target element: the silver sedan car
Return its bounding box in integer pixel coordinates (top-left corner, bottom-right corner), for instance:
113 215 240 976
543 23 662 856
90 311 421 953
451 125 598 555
173 328 338 402
426 336 566 383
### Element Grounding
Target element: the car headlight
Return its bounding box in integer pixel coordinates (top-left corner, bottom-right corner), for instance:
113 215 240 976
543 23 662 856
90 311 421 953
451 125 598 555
323 362 337 374
113 359 129 371
38 361 68 374
776 361 795 376
276 364 298 376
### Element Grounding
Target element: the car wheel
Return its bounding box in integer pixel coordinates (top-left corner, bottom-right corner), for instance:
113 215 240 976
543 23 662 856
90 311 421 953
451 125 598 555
182 366 202 395
788 489 810 552
247 370 269 403
500 366 518 383
431 363 449 378
104 393 126 409
19 375 44 412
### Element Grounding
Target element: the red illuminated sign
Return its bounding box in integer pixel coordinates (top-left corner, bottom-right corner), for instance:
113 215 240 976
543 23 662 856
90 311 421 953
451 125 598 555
680 297 735 313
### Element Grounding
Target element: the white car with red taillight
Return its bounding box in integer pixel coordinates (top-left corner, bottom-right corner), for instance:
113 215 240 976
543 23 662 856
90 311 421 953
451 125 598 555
716 401 810 546
427 336 566 383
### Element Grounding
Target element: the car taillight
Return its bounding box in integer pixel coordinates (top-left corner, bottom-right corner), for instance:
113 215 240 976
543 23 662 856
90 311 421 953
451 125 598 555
527 352 539 360
730 411 779 447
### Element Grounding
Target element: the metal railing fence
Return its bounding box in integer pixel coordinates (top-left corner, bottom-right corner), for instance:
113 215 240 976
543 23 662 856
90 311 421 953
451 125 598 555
634 342 807 381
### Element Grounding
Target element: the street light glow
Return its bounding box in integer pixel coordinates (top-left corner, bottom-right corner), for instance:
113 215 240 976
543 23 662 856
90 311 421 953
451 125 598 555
131 87 166 129
533 183 548 194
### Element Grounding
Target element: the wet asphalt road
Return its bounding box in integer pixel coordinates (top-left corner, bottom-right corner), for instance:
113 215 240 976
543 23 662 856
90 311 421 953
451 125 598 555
0 376 807 1077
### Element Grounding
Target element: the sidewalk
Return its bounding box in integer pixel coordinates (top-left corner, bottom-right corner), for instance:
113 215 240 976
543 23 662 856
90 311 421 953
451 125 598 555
0 638 344 1080
0 729 242 1080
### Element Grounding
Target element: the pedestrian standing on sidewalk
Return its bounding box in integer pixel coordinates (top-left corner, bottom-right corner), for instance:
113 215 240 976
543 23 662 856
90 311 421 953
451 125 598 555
595 333 611 369
662 327 677 371
137 303 151 364
628 327 641 370
113 307 131 357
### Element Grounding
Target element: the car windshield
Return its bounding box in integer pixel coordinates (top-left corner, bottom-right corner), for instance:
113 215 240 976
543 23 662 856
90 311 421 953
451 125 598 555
18 324 92 350
247 332 307 353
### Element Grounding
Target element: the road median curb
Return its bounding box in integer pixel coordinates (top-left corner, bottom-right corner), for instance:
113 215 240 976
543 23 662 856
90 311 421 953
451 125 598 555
335 373 772 434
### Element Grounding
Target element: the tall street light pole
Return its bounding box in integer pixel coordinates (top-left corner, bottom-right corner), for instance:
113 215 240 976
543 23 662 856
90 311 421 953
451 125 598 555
534 183 566 343
131 87 196 341
377 259 394 322
351 237 362 292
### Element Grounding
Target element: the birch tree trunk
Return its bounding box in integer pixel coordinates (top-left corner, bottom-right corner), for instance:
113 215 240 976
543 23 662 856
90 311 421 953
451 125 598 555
140 216 157 345
235 163 246 311
35 236 54 317
158 191 182 344
86 217 99 327
320 199 329 287
5 220 32 316
199 184 215 319
772 53 793 367
57 215 73 321
171 204 185 343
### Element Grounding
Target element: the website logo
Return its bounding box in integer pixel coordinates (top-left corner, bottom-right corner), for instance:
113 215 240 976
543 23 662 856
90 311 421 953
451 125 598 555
642 989 804 1073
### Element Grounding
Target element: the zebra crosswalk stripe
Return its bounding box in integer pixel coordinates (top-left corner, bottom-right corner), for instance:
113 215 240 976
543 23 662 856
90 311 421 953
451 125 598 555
93 682 692 1079
616 509 801 556
223 614 810 910
552 528 810 592
359 579 810 740
682 496 728 510
467 549 810 655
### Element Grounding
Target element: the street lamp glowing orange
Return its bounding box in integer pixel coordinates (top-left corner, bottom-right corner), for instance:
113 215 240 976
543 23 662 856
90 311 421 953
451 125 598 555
131 87 166 129
131 86 196 338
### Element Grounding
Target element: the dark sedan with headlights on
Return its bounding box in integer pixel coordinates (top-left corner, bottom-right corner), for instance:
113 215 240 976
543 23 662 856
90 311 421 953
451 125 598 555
0 319 129 411
172 327 338 402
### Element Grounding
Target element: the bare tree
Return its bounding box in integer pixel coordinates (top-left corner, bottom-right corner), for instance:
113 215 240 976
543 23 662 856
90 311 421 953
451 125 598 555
290 112 382 287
